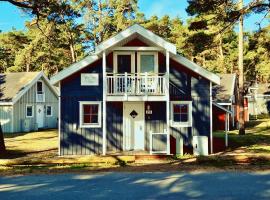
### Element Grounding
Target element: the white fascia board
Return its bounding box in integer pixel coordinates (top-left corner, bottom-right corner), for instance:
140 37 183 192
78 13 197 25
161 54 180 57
213 102 233 114
171 54 220 85
95 24 177 55
50 55 99 85
0 102 13 106
40 71 59 97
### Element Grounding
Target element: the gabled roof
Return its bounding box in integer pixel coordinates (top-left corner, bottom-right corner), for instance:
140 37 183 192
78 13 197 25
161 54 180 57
0 72 58 105
212 102 233 114
50 24 220 85
95 24 177 55
213 73 236 103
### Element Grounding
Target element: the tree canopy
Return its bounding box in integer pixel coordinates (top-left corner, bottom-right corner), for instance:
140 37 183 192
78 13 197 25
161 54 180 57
0 0 269 82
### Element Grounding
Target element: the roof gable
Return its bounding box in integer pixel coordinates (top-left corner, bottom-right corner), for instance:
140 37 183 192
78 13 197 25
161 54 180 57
0 72 58 105
95 24 177 55
213 73 236 102
50 24 220 85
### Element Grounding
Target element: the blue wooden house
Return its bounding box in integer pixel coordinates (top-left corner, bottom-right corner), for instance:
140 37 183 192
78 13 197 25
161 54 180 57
51 24 220 156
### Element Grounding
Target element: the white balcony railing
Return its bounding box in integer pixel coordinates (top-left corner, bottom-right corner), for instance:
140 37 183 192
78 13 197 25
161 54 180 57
107 73 166 96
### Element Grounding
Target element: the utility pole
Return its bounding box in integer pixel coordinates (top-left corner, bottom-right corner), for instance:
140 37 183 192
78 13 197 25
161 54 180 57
238 0 245 135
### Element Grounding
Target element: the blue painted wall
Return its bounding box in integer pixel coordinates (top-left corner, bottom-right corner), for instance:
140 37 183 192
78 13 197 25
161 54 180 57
60 60 104 155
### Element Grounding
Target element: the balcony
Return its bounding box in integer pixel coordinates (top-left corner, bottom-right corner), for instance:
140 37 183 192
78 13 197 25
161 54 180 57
106 73 166 97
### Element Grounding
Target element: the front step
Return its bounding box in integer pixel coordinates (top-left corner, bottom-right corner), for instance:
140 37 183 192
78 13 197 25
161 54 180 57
135 154 173 163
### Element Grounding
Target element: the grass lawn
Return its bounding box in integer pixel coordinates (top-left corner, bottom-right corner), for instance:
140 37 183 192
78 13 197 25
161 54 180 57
0 119 270 175
213 119 270 155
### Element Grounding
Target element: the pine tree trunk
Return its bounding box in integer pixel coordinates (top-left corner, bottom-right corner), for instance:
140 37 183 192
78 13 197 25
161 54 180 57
218 34 225 73
0 123 6 153
70 43 76 63
238 0 245 135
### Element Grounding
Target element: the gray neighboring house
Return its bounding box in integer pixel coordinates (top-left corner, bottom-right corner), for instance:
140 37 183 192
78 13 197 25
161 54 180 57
0 72 58 133
246 83 270 116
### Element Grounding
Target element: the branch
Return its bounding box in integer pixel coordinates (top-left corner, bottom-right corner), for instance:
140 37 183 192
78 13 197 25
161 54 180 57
0 0 33 9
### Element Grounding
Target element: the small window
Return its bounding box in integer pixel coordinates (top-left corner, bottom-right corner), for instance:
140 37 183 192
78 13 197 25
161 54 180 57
171 101 192 127
79 102 101 128
37 81 43 94
46 105 52 117
26 105 33 118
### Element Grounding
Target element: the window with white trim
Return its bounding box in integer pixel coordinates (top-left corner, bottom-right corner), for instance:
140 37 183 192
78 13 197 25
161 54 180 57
171 101 192 127
137 52 158 73
46 105 53 117
26 105 33 118
79 101 101 128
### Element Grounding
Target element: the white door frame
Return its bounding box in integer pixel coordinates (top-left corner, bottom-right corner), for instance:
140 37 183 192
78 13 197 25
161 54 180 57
123 102 145 151
36 104 44 128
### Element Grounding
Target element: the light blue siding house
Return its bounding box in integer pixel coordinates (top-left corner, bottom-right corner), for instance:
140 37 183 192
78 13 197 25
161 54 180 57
0 72 58 133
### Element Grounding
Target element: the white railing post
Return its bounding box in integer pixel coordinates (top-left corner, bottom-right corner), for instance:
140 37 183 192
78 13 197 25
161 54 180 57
150 130 153 155
124 72 128 99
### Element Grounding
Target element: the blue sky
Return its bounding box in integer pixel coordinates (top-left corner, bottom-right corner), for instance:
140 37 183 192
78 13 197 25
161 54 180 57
0 0 268 32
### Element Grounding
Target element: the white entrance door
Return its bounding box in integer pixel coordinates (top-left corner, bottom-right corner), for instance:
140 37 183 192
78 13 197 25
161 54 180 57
36 105 44 128
123 102 144 151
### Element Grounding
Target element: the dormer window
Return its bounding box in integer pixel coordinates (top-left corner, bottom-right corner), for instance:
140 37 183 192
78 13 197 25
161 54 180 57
36 81 45 102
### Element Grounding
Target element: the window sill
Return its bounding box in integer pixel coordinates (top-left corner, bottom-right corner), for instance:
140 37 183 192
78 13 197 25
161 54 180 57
170 122 192 128
79 124 101 128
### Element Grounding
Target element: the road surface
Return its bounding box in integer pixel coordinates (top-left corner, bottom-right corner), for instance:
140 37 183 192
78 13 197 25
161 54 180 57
0 172 270 199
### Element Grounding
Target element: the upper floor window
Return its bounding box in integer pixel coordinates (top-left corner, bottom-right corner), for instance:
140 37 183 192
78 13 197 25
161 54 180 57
137 52 158 73
36 80 45 102
171 101 192 127
113 52 135 73
37 81 43 94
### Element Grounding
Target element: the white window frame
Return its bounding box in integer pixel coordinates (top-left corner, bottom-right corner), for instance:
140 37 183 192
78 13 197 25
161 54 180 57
46 105 53 117
79 101 102 128
137 51 158 73
113 51 135 73
170 101 192 127
36 80 45 102
26 104 33 118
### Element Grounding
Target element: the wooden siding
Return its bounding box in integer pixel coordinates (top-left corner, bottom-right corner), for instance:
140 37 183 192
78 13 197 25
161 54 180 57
145 102 166 151
12 77 58 133
0 105 13 133
60 61 104 155
106 102 123 152
170 63 210 147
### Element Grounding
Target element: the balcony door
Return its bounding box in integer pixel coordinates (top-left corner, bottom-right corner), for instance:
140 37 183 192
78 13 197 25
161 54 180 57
113 52 135 73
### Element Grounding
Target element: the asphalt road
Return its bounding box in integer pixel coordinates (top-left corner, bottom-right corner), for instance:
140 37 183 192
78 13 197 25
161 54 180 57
0 172 270 200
